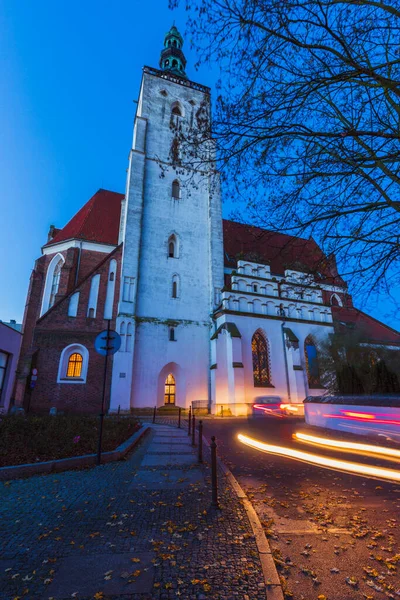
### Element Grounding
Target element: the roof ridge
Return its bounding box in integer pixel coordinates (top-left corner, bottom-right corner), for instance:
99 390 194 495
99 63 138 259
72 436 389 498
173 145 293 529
223 218 313 244
340 306 400 337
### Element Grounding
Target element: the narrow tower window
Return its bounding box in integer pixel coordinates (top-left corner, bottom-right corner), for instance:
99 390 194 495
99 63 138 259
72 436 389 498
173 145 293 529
171 275 179 299
172 180 181 200
168 234 178 258
169 327 176 341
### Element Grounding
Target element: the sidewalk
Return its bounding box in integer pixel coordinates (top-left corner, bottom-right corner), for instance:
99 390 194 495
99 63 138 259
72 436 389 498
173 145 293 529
0 423 274 599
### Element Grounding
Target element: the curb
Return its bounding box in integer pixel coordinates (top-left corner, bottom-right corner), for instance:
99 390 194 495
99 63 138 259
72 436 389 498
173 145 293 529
0 424 151 482
202 434 284 600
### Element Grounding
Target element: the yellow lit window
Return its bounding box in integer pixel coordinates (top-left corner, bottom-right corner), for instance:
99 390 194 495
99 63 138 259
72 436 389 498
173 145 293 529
67 353 83 378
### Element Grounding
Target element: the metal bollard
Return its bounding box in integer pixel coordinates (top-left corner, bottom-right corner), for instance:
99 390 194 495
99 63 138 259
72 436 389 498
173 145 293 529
198 420 203 463
152 406 156 424
188 406 192 436
178 406 181 429
210 436 219 508
191 414 196 446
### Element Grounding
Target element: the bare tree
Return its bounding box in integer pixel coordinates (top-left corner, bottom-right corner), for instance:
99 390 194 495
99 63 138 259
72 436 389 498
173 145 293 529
171 0 400 301
317 328 400 394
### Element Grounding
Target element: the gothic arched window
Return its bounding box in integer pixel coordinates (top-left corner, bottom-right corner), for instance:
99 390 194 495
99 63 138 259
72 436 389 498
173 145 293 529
172 179 181 199
305 335 321 388
49 259 63 308
252 330 271 387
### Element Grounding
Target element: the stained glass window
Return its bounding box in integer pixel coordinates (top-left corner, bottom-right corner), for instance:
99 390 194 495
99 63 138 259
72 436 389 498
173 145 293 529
252 331 271 387
164 373 176 404
305 336 321 387
66 353 83 378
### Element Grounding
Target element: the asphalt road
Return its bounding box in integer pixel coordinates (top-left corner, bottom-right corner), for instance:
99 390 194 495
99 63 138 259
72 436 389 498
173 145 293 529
205 416 400 600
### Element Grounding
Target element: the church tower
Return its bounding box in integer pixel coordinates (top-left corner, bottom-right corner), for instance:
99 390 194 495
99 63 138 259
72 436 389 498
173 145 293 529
110 27 224 411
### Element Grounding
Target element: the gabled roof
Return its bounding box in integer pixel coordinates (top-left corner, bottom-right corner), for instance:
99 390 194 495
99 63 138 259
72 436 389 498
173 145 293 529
44 189 124 248
223 220 345 286
332 306 400 345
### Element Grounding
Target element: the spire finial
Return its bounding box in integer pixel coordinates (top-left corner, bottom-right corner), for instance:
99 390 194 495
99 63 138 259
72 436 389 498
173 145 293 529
159 24 187 79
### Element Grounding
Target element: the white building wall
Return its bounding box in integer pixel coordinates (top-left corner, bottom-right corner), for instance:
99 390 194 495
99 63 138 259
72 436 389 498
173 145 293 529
213 313 333 414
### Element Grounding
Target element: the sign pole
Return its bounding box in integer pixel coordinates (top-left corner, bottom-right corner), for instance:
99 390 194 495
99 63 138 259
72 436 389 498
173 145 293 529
97 319 111 465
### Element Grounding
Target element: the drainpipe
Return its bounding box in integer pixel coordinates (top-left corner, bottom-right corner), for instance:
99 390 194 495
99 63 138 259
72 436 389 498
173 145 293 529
281 322 291 402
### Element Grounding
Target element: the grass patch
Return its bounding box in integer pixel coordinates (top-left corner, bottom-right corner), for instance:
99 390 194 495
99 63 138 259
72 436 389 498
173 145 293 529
0 415 140 467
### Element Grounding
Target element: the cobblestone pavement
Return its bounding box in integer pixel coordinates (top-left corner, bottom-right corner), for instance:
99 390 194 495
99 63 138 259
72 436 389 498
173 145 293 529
0 424 267 600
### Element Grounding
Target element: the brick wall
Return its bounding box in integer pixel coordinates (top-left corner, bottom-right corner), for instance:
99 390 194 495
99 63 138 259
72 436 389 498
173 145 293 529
16 244 122 414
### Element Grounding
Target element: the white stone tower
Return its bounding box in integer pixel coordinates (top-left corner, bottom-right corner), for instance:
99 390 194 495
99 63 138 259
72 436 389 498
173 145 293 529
110 26 224 411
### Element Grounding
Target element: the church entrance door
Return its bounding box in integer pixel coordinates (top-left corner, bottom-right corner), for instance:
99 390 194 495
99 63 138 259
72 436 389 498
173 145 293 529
164 373 176 404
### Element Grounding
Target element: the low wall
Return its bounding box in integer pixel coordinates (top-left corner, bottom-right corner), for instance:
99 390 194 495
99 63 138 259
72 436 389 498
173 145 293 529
0 424 150 481
304 402 400 439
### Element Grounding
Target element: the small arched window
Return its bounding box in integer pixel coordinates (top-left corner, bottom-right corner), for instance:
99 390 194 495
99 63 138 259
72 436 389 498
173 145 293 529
58 343 89 384
252 330 271 387
49 259 63 308
165 59 170 67
169 327 176 341
172 59 178 67
126 322 133 352
88 308 95 318
120 321 126 352
172 39 177 47
172 179 180 200
109 272 114 282
305 335 321 388
172 275 179 299
168 234 178 258
253 284 258 293
67 353 83 378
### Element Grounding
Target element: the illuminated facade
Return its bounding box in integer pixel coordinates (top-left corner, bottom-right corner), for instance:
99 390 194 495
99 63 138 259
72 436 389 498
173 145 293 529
14 26 400 416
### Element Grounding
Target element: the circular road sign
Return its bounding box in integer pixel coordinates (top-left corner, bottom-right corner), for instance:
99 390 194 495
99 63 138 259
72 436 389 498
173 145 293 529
94 329 122 356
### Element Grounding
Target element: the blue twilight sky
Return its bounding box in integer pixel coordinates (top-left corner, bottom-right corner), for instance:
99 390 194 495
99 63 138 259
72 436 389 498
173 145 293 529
0 0 398 331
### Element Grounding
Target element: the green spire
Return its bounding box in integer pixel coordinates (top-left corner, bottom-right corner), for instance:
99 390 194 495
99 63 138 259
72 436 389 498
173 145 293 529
159 25 187 79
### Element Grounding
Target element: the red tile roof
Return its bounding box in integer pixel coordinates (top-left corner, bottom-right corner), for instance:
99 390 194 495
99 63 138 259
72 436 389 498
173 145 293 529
43 189 399 343
223 220 345 286
332 306 400 345
44 189 124 248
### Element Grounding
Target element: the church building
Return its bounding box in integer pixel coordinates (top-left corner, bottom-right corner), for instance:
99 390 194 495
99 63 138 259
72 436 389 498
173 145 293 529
14 27 400 416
